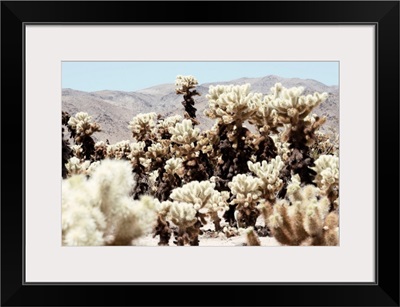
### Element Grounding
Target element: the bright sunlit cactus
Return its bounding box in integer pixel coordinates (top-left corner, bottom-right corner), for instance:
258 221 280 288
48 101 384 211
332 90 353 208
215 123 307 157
128 112 158 141
205 83 262 126
247 156 285 201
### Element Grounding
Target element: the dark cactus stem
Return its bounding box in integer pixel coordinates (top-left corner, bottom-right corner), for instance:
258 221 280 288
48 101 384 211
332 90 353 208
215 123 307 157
199 151 215 178
62 111 72 178
132 165 149 200
236 207 260 228
173 229 187 246
92 144 107 161
62 111 76 140
181 89 200 120
254 135 278 162
223 204 237 227
188 219 203 246
153 216 172 246
156 172 182 202
80 135 96 161
62 128 72 178
212 124 257 227
183 159 209 182
278 121 317 198
213 124 252 192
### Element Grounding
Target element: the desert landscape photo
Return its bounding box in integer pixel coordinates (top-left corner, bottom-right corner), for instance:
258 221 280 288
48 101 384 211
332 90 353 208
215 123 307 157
61 61 339 247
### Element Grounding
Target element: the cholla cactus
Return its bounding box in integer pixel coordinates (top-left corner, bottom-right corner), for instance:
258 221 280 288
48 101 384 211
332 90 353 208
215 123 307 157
62 74 339 247
171 180 229 227
206 191 230 231
246 227 261 246
169 201 198 228
127 141 151 198
168 201 201 246
260 83 329 191
65 157 91 177
170 180 216 210
62 174 106 246
67 112 101 160
247 156 285 201
62 111 72 179
71 145 83 159
89 160 157 245
271 135 291 161
128 112 158 141
68 112 101 139
175 75 198 93
153 157 184 202
164 181 230 245
62 159 157 246
175 75 200 123
169 119 210 181
155 115 182 139
169 119 200 145
311 154 339 208
197 125 219 155
153 200 173 245
204 84 263 193
164 157 184 176
249 98 279 135
266 83 328 124
228 174 263 227
262 179 338 246
310 130 339 159
93 141 107 161
106 140 131 160
127 141 151 169
146 142 170 163
205 83 261 127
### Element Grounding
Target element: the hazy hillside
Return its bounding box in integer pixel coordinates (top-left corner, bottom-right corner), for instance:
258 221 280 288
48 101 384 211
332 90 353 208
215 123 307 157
62 75 339 144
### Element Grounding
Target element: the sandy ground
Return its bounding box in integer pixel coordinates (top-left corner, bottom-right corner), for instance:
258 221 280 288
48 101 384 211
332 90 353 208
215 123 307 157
133 232 281 247
133 216 281 246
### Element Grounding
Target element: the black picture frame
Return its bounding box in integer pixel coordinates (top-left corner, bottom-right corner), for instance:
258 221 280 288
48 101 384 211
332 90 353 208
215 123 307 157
1 1 399 306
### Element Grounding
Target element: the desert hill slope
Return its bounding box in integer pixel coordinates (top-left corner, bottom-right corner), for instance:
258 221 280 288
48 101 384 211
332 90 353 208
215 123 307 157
62 75 339 143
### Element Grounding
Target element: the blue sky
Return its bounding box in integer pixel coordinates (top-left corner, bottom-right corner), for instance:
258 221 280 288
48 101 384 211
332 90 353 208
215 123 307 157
62 61 339 92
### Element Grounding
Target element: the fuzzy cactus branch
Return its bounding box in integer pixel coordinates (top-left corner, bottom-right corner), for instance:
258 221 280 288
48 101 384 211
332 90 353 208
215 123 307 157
67 112 101 161
128 112 158 141
262 179 338 246
310 154 339 209
175 75 200 124
228 174 263 228
248 156 285 201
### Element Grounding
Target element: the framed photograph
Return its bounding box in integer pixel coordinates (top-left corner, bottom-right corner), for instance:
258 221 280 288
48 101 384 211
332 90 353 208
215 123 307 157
1 1 399 306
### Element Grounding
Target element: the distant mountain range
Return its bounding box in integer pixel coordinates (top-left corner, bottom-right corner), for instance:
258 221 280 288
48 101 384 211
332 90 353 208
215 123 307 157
62 75 339 144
